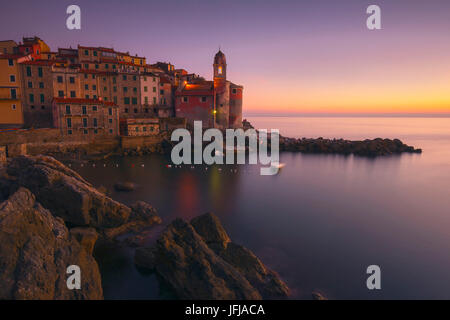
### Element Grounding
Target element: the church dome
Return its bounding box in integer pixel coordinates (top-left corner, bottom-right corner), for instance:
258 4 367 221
214 50 226 65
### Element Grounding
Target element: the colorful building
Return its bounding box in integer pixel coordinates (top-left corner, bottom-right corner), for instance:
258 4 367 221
175 50 243 129
0 54 26 127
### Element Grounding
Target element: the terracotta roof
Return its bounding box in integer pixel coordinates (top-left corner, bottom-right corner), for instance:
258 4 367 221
53 97 118 106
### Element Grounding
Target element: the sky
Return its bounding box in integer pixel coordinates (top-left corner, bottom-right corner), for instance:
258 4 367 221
1 0 450 115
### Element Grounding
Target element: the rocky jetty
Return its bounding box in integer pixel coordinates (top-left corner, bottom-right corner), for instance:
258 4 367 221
279 136 422 156
134 213 289 300
0 155 162 299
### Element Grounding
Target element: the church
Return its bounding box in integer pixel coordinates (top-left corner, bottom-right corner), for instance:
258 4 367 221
174 50 243 129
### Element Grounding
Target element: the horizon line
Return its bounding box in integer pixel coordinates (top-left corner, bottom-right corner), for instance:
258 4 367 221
243 112 450 118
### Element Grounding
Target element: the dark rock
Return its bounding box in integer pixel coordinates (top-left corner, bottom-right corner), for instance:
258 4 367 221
70 227 98 255
312 291 328 300
114 182 137 192
135 213 289 300
6 155 130 228
0 188 103 299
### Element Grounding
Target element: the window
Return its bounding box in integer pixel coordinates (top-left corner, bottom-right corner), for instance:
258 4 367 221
57 76 63 83
133 87 137 93
84 50 89 55
201 97 207 102
9 75 15 82
232 88 237 94
41 105 45 110
85 95 89 99
144 97 149 104
29 93 34 102
92 85 96 90
12 104 16 110
70 91 76 98
8 59 13 66
112 65 116 70
133 75 137 81
108 108 112 116
66 105 71 114
26 66 32 77
132 97 137 105
105 64 109 69
150 126 154 132
109 118 113 124
143 126 147 132
112 77 116 84
218 66 223 74
30 105 35 110
69 77 75 84
84 64 89 69
124 108 129 113
144 76 147 81
135 127 139 132
40 94 45 103
38 67 43 77
84 129 88 135
123 87 128 93
93 118 98 127
122 75 127 81
93 106 98 111
109 129 113 134
85 84 89 90
160 89 164 95
39 82 44 88
28 81 32 88
83 118 88 127
134 108 138 113
94 129 98 134
124 97 130 105
68 129 73 135
113 86 117 92
58 91 64 97
93 51 97 56
92 74 95 79
82 106 87 115
113 96 117 104
95 64 99 69
145 108 149 113
67 118 72 128
144 86 148 92
153 77 156 82
93 95 97 99
182 97 188 103
153 97 156 104
84 74 88 79
103 87 107 91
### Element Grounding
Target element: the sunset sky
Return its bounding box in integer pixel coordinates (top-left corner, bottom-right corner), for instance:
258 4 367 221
1 0 449 115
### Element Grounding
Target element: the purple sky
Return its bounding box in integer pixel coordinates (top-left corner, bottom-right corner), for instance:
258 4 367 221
1 0 450 114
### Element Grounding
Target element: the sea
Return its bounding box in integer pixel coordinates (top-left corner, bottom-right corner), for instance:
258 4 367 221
75 116 450 299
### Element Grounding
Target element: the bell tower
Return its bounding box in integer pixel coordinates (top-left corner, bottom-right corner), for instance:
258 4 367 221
213 50 227 80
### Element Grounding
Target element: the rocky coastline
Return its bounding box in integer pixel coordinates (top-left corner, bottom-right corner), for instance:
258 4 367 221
0 155 289 300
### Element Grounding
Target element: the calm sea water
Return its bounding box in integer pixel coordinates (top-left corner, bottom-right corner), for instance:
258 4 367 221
75 117 450 299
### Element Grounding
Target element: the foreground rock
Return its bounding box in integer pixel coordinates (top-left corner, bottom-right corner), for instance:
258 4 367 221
0 188 103 299
5 155 130 228
135 213 289 300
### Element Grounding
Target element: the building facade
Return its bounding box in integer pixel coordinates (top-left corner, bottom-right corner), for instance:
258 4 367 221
52 98 119 139
119 118 160 136
0 54 25 127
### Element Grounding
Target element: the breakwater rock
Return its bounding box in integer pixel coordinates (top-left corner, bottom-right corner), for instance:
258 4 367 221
279 136 422 156
135 213 289 300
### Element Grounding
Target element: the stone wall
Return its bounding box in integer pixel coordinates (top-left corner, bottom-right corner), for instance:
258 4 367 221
121 135 163 149
0 146 6 165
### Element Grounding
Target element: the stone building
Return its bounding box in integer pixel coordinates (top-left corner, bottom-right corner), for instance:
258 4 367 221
175 50 243 129
119 118 159 136
52 98 119 139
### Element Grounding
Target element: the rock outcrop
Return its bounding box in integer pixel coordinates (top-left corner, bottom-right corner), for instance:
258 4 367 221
279 136 422 156
135 213 289 300
6 155 130 228
0 188 103 299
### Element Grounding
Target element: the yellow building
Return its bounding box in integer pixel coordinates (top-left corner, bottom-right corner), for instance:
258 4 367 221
0 54 24 127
